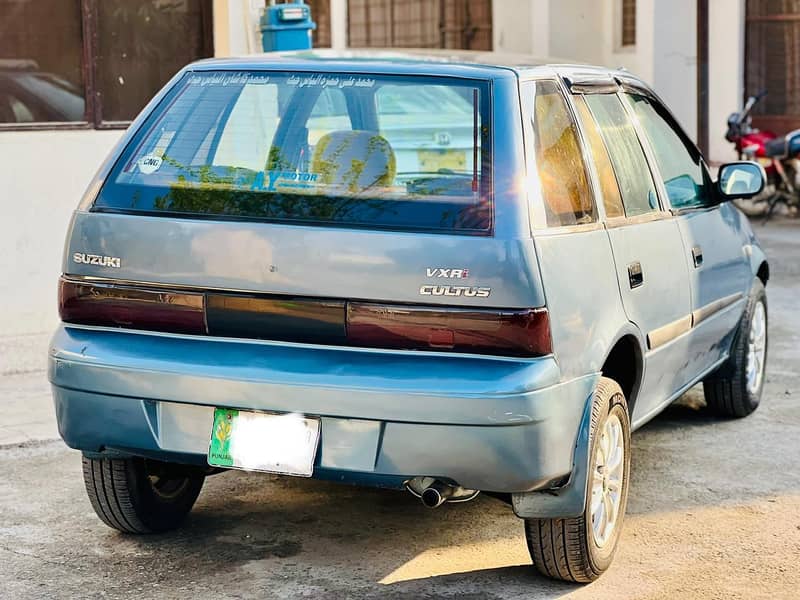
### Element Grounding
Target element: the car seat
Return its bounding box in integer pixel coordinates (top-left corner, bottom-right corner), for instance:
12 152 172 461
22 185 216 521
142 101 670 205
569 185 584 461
311 130 396 194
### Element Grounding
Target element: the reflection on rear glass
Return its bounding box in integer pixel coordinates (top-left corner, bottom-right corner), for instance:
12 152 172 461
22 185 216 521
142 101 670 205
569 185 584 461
95 71 493 234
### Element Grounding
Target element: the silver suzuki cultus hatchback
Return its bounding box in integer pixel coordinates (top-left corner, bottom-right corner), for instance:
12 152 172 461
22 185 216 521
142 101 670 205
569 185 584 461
51 50 769 582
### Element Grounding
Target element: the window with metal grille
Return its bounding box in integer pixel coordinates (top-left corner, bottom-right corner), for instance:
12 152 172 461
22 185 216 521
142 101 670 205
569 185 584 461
306 0 331 47
745 0 800 134
621 0 636 47
347 0 492 50
0 0 213 129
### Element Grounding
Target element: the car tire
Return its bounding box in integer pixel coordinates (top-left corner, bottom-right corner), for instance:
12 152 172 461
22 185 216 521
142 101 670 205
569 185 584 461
524 377 631 583
703 278 767 418
82 455 205 534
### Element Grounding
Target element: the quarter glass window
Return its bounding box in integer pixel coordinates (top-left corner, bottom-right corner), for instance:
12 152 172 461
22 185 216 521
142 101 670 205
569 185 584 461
532 81 596 227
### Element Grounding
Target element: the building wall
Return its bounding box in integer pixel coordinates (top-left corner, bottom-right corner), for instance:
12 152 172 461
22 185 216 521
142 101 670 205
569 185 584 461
493 0 656 95
604 0 655 84
492 0 540 55
330 0 347 49
652 0 697 137
548 0 605 65
0 130 123 337
708 0 745 163
491 0 742 163
213 0 263 56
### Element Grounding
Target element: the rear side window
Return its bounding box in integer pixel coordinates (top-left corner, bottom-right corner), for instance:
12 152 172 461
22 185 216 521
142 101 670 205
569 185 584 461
573 95 625 219
584 94 659 217
530 81 596 227
94 71 492 235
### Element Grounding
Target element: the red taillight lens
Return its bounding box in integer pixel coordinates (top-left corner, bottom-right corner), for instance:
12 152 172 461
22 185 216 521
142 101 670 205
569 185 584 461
58 277 551 358
346 303 552 357
58 277 206 334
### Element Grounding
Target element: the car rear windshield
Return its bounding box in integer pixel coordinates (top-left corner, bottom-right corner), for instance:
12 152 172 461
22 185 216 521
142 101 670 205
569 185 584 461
94 70 492 234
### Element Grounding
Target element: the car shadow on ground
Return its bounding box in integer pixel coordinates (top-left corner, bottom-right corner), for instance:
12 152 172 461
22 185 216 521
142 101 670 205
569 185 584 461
112 470 580 597
111 385 793 596
635 386 719 431
101 391 704 595
625 378 799 518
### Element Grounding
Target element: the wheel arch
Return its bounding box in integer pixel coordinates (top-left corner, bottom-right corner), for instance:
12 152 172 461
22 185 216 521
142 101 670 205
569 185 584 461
749 240 769 287
756 260 769 286
511 326 644 521
599 327 645 417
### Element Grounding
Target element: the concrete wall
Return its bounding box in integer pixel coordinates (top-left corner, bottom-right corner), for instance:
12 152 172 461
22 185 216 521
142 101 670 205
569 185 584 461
548 0 605 64
652 0 697 136
708 0 746 163
330 0 348 50
493 0 656 95
0 131 123 338
492 0 539 55
213 0 262 56
603 0 655 83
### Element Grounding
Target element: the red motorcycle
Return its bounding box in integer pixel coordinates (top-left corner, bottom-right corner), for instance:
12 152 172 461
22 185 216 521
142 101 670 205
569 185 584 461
726 91 800 220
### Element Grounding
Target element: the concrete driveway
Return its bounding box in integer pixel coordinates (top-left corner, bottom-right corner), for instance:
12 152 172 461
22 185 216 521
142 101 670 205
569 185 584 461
1 221 799 599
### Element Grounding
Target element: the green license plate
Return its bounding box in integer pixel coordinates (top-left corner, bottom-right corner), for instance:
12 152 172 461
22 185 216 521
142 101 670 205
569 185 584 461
208 408 320 476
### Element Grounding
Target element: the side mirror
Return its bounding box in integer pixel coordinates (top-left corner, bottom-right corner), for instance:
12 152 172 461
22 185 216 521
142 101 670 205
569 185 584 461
717 161 766 200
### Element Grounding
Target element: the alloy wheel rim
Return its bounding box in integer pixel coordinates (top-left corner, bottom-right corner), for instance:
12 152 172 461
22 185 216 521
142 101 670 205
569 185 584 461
746 300 767 395
590 413 625 548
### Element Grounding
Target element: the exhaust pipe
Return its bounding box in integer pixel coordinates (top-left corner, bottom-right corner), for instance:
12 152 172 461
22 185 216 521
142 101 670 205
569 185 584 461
405 476 479 507
420 480 454 508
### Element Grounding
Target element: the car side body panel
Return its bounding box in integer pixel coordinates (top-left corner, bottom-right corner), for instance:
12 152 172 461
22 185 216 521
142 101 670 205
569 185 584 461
605 218 694 422
674 202 753 378
531 229 631 380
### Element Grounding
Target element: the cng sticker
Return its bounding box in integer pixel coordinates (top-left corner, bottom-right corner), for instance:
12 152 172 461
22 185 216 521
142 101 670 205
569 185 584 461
137 155 163 174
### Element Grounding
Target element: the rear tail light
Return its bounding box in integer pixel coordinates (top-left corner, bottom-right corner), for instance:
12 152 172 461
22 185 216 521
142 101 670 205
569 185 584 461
346 303 552 357
58 277 552 358
58 278 205 334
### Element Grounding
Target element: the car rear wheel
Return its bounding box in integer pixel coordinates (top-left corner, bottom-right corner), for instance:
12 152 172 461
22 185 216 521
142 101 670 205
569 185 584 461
524 377 631 583
703 278 767 418
82 455 205 534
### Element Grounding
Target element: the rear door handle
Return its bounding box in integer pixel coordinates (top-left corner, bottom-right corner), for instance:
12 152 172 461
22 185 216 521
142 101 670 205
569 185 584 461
628 261 644 288
692 246 703 267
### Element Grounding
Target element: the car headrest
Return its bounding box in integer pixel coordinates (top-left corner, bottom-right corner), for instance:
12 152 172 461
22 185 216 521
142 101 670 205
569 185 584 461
311 130 396 193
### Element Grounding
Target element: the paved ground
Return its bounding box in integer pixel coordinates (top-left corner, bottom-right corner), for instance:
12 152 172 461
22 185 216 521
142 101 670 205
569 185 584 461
1 221 799 599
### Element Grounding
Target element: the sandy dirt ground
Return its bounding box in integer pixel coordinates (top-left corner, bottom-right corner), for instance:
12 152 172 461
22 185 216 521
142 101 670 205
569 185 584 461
1 221 799 599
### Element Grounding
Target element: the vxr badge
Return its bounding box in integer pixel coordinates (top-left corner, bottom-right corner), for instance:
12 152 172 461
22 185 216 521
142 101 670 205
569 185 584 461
426 267 469 279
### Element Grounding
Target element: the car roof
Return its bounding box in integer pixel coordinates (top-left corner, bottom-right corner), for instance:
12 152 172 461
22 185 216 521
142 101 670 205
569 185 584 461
188 49 633 82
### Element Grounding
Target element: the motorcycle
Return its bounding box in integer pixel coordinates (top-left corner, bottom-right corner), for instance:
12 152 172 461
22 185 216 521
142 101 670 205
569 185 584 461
725 90 800 220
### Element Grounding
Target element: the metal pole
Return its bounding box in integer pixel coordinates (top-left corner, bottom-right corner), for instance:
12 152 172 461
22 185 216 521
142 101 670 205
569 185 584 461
697 0 709 156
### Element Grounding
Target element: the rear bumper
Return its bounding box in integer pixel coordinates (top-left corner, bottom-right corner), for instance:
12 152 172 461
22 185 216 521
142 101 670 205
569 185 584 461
49 325 597 493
